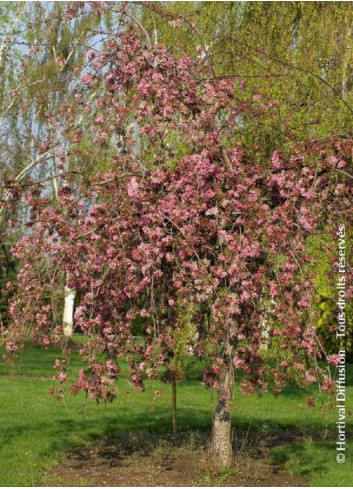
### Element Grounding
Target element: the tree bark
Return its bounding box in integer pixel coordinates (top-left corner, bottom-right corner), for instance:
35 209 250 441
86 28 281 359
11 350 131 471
208 339 234 468
63 285 76 338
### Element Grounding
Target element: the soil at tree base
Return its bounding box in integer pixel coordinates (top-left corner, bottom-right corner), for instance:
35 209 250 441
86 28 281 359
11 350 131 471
44 433 308 487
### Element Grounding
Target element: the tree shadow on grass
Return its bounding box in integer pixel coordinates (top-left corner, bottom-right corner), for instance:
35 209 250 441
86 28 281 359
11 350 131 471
47 406 351 454
1 402 351 449
270 440 335 478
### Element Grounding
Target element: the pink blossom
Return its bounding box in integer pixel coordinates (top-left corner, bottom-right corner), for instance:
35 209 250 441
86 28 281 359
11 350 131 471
327 354 340 366
305 371 317 383
6 342 17 353
127 177 139 199
81 73 94 85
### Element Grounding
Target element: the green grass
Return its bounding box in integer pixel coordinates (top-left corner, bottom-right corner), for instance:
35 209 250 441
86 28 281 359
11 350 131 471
0 342 352 486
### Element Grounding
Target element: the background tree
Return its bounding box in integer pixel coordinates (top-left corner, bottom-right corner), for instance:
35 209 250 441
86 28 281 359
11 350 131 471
0 2 128 337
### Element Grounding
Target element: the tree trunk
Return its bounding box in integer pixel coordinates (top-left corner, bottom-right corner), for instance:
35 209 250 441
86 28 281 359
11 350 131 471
63 285 76 338
208 340 234 468
52 157 76 341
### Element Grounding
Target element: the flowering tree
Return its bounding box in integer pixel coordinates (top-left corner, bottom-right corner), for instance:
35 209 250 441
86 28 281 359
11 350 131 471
4 32 353 467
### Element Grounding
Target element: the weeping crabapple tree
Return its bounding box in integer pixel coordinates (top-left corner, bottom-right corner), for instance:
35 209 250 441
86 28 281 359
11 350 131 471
4 33 353 468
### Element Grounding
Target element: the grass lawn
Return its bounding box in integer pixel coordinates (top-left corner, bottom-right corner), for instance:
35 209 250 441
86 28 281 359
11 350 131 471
0 341 352 487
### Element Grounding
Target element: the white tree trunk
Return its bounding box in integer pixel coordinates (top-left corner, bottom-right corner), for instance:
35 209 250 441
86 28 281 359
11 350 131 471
63 286 76 338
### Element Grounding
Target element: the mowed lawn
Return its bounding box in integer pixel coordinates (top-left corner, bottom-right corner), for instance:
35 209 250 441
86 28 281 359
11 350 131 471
0 342 352 487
